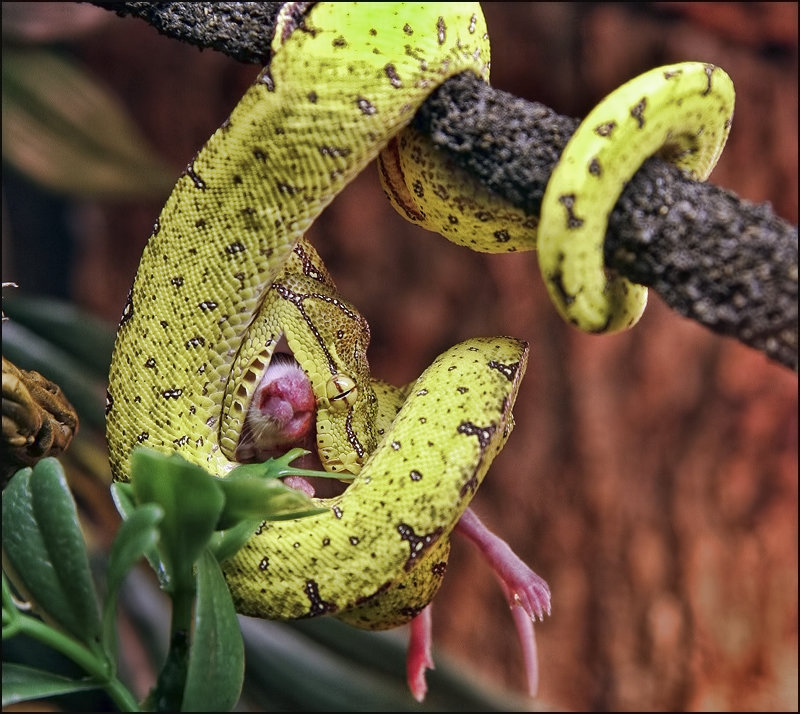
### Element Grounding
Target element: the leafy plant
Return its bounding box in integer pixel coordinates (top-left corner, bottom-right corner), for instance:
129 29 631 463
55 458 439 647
3 448 331 711
3 295 533 712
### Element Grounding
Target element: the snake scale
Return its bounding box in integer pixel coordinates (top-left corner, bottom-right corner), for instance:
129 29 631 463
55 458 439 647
106 2 734 630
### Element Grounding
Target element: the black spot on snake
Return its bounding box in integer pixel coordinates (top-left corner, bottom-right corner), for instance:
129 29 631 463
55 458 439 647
457 421 496 450
304 580 337 617
119 289 134 326
384 63 402 88
397 523 443 571
225 242 246 255
258 68 275 91
594 121 616 138
276 182 300 195
488 359 519 381
558 194 584 229
702 64 714 95
185 161 206 189
356 96 376 115
550 264 575 307
319 145 351 158
630 97 646 129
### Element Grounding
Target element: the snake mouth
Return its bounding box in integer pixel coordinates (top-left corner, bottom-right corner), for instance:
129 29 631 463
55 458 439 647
235 350 317 460
234 345 348 498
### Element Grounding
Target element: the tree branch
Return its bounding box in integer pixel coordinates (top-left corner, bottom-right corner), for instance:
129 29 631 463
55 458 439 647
91 1 798 371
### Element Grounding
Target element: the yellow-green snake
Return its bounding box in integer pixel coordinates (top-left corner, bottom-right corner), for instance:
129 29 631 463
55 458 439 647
106 1 734 635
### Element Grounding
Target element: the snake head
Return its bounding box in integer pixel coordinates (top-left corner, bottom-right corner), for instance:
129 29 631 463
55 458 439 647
286 290 378 477
275 239 379 477
226 237 378 477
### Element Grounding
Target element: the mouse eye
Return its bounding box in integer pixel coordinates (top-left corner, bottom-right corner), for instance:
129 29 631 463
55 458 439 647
325 374 358 412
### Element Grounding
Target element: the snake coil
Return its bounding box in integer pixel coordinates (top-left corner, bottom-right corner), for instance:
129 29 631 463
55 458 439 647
106 2 734 628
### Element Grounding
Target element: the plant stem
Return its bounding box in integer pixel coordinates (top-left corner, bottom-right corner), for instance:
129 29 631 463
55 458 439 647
5 613 140 712
149 583 195 711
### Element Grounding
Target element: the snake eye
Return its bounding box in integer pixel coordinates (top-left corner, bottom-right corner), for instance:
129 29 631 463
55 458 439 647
325 374 358 412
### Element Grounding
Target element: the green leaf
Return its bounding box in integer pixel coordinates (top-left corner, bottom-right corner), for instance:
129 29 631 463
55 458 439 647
2 294 116 378
215 469 325 530
228 447 342 481
1 662 102 707
130 448 225 592
182 549 244 712
2 47 174 198
240 618 417 712
210 452 329 562
101 503 163 663
110 482 167 585
208 519 263 565
2 460 103 655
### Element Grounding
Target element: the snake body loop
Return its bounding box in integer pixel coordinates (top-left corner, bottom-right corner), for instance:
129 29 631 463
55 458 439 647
107 2 517 628
379 62 734 333
537 62 735 332
107 1 735 629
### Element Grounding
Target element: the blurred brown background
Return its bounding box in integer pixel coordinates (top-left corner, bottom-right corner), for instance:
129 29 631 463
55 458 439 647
3 2 797 711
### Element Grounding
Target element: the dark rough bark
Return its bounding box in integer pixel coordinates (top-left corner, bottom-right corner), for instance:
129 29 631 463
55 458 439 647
416 75 798 370
91 0 798 371
93 1 281 64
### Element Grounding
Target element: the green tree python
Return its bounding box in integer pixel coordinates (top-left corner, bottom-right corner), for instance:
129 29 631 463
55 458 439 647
105 0 734 697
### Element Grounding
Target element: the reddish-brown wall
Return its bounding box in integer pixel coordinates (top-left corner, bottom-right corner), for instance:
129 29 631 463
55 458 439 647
4 3 796 711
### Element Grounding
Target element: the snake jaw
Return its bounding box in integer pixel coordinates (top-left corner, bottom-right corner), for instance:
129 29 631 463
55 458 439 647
234 352 316 463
